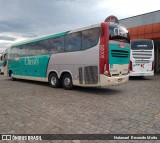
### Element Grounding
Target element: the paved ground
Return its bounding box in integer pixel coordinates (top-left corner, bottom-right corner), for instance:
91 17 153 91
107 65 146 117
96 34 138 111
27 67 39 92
0 74 160 143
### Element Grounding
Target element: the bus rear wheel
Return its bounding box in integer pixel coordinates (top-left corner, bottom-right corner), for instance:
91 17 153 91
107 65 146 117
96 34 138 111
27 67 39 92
62 74 73 90
49 73 60 88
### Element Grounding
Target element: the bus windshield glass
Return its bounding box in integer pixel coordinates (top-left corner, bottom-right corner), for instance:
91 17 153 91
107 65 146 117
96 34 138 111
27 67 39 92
131 40 153 50
109 23 130 43
0 61 2 67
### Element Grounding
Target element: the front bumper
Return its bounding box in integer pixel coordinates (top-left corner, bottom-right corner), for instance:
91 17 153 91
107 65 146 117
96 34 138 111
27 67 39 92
129 71 154 76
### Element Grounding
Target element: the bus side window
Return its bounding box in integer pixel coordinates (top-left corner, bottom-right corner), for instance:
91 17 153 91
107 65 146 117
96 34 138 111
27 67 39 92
37 39 50 54
17 46 26 57
82 28 100 50
10 47 18 58
24 43 37 56
49 36 64 53
65 32 81 52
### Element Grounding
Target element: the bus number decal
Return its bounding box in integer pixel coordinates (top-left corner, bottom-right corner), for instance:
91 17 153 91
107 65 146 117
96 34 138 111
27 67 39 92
100 45 104 59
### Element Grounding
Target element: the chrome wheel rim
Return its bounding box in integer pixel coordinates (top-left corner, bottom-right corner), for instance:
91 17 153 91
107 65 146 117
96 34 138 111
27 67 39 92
51 76 57 85
64 78 71 86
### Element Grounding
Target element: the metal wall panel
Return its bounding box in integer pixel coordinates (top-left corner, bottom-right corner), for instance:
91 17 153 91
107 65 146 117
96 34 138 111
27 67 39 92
119 10 160 28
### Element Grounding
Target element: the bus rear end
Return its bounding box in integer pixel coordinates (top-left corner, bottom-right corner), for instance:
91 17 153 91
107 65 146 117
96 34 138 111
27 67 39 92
99 22 130 86
130 39 154 77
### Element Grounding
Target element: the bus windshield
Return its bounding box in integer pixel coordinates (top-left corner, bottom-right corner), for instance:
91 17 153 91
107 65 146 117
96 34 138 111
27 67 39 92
109 23 130 43
131 40 153 50
0 60 2 67
0 55 3 65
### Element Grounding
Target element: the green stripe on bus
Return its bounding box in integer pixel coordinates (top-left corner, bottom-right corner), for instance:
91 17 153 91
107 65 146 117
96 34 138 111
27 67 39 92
8 54 50 77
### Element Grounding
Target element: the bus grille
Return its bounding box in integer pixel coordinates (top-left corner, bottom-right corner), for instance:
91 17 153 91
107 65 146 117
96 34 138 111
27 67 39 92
111 50 129 58
132 50 153 63
79 67 83 84
84 66 98 84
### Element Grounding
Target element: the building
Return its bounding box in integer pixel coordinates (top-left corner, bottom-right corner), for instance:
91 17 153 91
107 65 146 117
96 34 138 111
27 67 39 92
119 10 160 73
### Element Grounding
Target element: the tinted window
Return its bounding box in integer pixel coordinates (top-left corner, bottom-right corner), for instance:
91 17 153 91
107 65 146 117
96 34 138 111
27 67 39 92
24 42 41 56
131 40 153 50
0 61 2 67
82 28 100 50
49 36 64 53
109 23 130 43
17 46 26 57
65 32 81 52
38 40 50 54
24 39 50 56
10 47 18 58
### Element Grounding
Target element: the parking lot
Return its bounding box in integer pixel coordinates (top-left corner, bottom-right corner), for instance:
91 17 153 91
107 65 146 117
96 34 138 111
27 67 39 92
0 74 160 143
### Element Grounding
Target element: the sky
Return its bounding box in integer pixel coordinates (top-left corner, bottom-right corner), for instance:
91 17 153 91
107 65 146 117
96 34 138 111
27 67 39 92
0 0 159 53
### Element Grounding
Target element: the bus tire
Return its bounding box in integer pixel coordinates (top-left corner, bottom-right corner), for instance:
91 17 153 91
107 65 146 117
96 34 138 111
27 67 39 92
62 74 73 90
49 73 60 88
9 71 16 81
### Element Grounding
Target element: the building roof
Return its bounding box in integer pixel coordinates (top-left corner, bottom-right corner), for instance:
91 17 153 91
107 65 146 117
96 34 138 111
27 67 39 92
119 10 160 28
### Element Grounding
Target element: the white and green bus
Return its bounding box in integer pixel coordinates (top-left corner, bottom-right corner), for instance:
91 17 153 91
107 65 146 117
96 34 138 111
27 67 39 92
0 53 7 74
7 20 130 89
0 54 3 73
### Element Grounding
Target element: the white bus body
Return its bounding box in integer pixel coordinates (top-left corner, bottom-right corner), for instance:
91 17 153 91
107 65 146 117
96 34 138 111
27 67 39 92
130 39 154 76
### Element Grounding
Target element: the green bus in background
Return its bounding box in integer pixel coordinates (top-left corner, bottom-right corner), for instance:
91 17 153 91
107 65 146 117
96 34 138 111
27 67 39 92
7 17 130 89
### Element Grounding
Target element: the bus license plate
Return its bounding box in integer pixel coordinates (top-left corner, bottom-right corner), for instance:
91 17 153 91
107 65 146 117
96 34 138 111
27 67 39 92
118 78 122 82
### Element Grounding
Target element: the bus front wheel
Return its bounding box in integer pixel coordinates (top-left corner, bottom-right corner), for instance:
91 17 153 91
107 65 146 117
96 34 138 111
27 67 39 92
62 74 73 90
49 73 60 88
9 71 15 81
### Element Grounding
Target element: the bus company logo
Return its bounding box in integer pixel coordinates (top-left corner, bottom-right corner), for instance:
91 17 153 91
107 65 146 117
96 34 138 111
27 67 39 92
100 45 104 59
113 28 127 38
14 57 20 61
119 45 125 48
141 64 144 68
137 45 147 47
24 57 39 66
